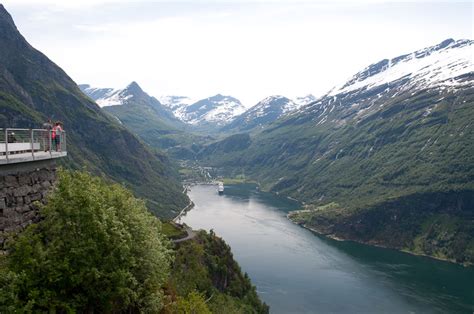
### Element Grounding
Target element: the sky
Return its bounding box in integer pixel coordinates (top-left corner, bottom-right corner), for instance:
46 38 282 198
2 0 472 107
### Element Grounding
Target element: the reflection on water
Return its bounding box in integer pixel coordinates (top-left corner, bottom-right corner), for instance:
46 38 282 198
181 184 474 314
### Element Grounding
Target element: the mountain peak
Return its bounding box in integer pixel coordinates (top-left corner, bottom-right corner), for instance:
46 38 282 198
78 84 91 90
260 95 289 105
171 94 244 126
438 38 455 48
294 94 317 107
0 4 22 42
0 4 15 28
125 81 143 94
209 94 235 102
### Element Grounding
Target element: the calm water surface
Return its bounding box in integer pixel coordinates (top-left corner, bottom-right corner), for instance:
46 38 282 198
181 184 474 314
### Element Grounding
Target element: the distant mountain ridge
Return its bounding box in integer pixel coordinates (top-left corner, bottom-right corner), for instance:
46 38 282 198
162 94 246 129
328 38 472 97
80 81 179 124
222 95 299 132
160 93 317 132
80 82 194 150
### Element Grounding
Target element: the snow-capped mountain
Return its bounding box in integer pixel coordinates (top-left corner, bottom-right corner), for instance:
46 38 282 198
79 83 134 107
295 38 473 125
223 95 297 132
294 94 317 107
79 81 181 127
159 96 194 111
165 94 245 127
79 82 148 108
328 38 472 97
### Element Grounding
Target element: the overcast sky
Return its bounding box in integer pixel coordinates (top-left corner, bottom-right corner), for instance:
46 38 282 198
2 0 472 106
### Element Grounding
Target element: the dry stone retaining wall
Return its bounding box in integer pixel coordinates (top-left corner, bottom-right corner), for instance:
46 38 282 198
0 161 56 250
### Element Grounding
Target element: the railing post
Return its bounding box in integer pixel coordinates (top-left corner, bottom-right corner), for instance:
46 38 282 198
5 128 8 163
30 128 35 160
49 130 52 158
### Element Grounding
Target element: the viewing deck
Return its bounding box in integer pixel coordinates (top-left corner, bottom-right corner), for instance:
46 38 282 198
0 128 67 165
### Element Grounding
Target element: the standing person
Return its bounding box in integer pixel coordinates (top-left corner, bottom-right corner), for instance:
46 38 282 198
52 122 63 152
42 119 53 151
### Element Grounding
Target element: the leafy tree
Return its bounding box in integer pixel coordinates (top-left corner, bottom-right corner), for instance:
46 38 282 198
169 231 269 313
0 169 172 313
174 291 211 314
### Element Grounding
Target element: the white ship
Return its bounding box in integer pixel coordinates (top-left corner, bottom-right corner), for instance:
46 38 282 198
218 182 224 195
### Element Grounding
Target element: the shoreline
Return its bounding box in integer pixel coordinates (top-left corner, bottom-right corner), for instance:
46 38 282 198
185 180 472 268
286 213 472 268
172 184 195 223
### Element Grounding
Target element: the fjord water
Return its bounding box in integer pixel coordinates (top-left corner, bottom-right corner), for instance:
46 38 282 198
181 184 474 313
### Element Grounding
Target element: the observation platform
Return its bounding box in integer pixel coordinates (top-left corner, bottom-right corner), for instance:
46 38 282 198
0 128 67 165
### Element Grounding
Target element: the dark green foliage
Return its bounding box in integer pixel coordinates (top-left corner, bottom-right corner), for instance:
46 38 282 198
161 222 188 240
0 170 173 312
169 230 269 313
291 191 474 264
198 133 251 158
0 5 188 218
173 291 212 313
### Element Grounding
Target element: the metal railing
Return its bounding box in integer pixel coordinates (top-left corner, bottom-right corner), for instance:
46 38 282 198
0 128 67 164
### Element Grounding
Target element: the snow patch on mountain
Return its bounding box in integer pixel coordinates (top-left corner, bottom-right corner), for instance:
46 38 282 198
240 95 295 122
80 83 136 107
187 95 245 125
199 97 246 124
159 96 196 121
160 94 245 126
159 96 194 110
329 39 473 96
221 95 299 131
293 94 317 107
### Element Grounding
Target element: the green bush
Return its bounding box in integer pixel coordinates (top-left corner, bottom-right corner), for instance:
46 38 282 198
174 291 211 314
0 170 172 313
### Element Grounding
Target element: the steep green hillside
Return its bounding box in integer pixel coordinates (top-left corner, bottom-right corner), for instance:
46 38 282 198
0 5 187 218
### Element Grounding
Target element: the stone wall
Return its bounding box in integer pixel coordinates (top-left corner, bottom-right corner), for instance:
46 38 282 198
0 160 57 250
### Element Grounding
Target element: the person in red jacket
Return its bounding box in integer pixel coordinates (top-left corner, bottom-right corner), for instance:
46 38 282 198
52 121 63 152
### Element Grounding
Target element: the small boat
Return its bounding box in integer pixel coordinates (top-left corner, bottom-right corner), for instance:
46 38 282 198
218 182 224 195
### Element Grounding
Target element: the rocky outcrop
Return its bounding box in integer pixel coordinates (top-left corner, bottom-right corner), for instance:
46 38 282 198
0 161 56 250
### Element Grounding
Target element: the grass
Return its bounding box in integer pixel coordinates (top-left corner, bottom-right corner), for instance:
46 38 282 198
162 222 187 240
222 177 257 185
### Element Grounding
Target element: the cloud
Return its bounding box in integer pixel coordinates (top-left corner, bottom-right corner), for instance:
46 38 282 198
3 0 130 8
5 1 473 106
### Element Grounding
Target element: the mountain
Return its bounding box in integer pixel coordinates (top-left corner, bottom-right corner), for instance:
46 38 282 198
198 39 474 263
159 95 194 112
77 84 117 106
326 38 471 97
80 82 179 125
80 82 193 149
222 95 298 132
294 94 317 107
162 94 245 130
0 5 187 218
